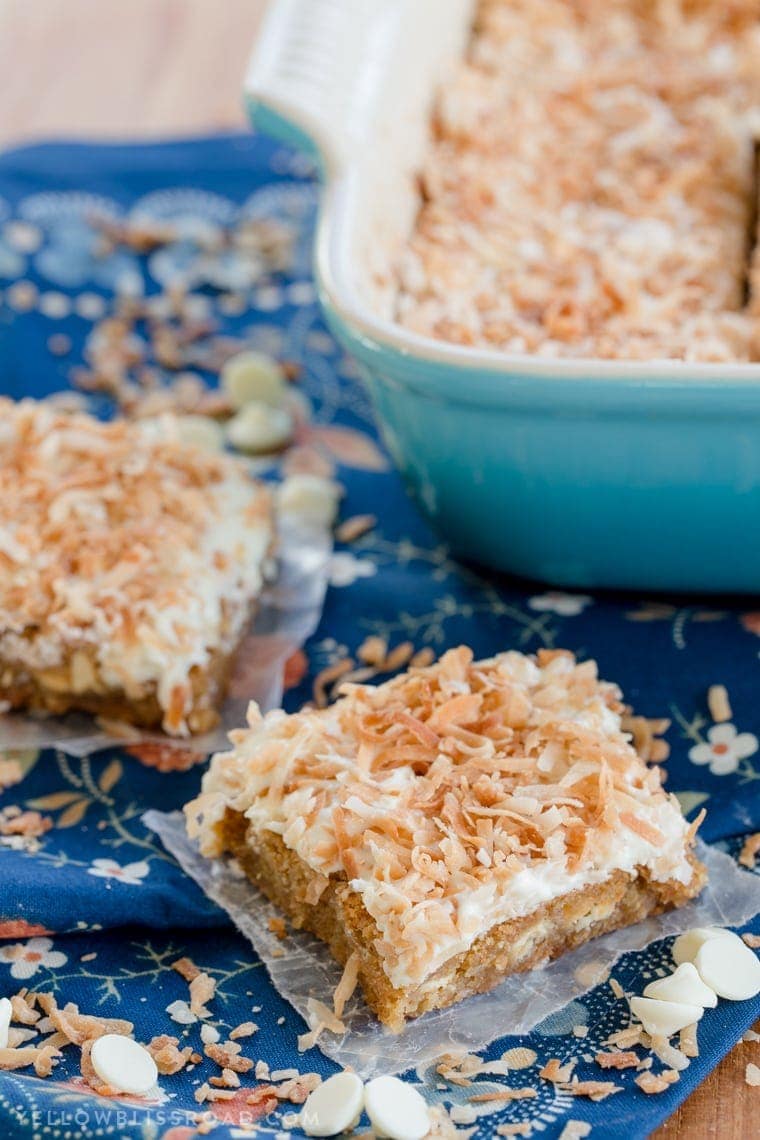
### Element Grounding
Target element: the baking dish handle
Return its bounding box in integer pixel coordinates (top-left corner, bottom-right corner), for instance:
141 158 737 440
244 0 386 177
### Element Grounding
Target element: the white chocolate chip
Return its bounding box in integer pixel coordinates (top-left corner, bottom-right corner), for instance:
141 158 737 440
629 996 704 1038
643 962 718 1008
672 926 733 966
277 474 341 528
222 351 287 410
89 1033 158 1096
364 1074 431 1140
300 1071 364 1137
0 997 11 1049
226 402 293 454
694 936 760 1001
175 414 225 452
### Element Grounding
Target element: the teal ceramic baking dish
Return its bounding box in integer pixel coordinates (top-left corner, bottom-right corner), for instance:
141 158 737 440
246 0 760 593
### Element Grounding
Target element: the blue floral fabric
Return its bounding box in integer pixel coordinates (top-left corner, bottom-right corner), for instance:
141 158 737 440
0 133 759 1140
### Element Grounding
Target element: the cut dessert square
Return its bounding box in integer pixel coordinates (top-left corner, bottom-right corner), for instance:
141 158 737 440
186 647 706 1030
0 398 273 736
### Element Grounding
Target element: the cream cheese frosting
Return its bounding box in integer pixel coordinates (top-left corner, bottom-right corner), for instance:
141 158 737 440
188 647 702 988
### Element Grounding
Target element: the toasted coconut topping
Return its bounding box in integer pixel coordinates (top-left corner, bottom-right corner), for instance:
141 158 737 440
394 0 760 362
0 398 272 735
189 647 702 988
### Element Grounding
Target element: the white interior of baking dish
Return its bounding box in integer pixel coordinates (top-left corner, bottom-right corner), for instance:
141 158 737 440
246 0 760 383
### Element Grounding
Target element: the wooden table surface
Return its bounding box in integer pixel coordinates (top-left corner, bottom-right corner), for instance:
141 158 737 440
0 1 757 1135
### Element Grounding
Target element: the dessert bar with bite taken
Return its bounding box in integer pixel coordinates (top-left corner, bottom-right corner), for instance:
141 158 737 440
186 647 706 1030
0 398 273 735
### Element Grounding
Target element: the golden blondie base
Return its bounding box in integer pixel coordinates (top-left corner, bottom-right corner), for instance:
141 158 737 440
218 809 706 1032
0 624 248 735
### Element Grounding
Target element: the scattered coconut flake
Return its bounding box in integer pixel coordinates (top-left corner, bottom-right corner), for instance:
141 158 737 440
540 1058 576 1083
147 1034 194 1075
740 835 760 870
335 514 377 543
229 1021 259 1040
449 1105 478 1125
189 972 216 1018
36 995 132 1046
635 1069 680 1094
333 952 360 1021
679 1023 700 1059
33 1044 61 1078
357 636 388 666
0 1046 47 1072
707 685 732 723
10 994 40 1026
210 1068 240 1089
564 1079 622 1101
298 997 346 1051
595 1051 639 1070
268 916 288 940
649 1036 690 1073
746 1062 760 1087
271 1068 300 1082
172 956 201 981
606 1025 644 1049
205 1041 253 1073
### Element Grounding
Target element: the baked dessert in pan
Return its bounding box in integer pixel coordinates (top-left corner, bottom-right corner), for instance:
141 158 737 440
395 0 760 362
0 399 273 736
186 647 705 1029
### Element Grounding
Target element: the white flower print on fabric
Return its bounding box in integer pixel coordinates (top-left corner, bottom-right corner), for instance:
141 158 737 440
0 936 67 980
528 591 592 617
87 858 150 885
689 723 759 776
328 553 377 588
